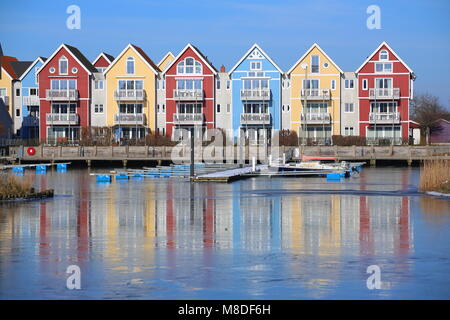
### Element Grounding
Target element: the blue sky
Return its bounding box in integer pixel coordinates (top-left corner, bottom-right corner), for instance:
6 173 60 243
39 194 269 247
1 0 449 107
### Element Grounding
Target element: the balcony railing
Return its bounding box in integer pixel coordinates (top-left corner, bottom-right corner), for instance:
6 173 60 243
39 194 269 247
46 89 78 101
240 89 271 101
23 95 40 106
173 113 204 125
114 89 146 101
46 113 79 125
369 88 400 100
114 113 146 125
369 112 401 124
240 113 271 125
173 89 204 100
0 96 10 106
301 89 331 100
301 112 331 124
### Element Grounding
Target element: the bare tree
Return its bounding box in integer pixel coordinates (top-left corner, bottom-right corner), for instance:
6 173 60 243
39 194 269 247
411 93 450 144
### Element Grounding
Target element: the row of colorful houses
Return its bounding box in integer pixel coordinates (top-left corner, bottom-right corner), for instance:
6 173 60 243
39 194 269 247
0 41 416 144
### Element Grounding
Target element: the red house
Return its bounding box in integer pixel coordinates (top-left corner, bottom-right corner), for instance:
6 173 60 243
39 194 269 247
38 44 97 143
356 42 415 144
162 44 217 139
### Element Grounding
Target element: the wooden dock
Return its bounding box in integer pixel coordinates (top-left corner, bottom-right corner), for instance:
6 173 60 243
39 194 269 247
194 165 268 183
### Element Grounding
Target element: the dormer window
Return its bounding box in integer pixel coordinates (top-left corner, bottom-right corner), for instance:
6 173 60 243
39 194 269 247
379 50 388 61
177 57 202 74
59 56 68 75
126 57 135 74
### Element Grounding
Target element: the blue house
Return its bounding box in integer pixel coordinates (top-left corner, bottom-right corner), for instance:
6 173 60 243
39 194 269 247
17 57 46 139
228 44 283 144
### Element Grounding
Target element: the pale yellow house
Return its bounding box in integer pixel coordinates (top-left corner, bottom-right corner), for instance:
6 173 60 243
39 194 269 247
0 56 18 137
288 44 343 144
104 44 160 140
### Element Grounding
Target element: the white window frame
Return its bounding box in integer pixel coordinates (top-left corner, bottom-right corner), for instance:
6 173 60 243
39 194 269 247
94 80 104 90
311 55 320 73
59 56 68 75
176 57 202 75
375 62 393 73
126 57 135 75
331 79 336 90
250 61 262 71
379 50 389 61
344 103 354 113
362 79 368 90
345 79 354 89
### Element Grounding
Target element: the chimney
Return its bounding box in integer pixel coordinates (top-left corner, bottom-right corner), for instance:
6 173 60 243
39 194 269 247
220 65 226 73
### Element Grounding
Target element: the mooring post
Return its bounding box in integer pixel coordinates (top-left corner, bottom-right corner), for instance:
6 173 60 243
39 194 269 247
86 159 91 168
123 159 127 168
283 153 286 165
370 159 376 167
407 159 412 166
252 156 256 172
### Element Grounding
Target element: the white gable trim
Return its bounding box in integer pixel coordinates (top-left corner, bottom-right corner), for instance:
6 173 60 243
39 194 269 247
157 52 175 70
287 43 343 75
18 57 46 81
37 44 93 76
162 43 217 75
92 52 114 66
355 41 413 74
228 43 283 75
104 44 159 76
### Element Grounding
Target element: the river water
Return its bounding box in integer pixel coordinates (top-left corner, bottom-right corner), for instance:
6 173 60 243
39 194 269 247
0 166 449 299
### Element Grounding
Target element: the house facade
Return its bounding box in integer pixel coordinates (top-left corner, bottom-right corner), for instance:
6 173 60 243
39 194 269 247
91 52 114 128
356 42 415 145
163 44 216 140
288 44 342 145
104 44 160 141
0 55 18 138
340 71 359 136
14 57 46 139
37 44 97 143
156 52 175 136
228 44 282 144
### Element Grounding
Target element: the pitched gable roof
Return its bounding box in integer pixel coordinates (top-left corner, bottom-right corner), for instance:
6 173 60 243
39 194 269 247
228 43 283 74
92 52 115 65
287 43 343 74
104 43 160 75
10 61 33 79
37 43 97 75
157 51 175 71
1 56 19 79
355 41 414 74
18 57 47 81
162 43 217 75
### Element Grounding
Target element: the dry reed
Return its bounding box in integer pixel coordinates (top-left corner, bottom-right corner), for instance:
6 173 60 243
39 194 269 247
419 159 450 193
0 175 33 198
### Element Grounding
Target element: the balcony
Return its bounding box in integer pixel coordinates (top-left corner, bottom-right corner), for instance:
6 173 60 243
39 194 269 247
23 95 40 106
114 113 146 125
114 89 146 101
369 88 400 100
301 113 331 124
240 113 271 125
369 112 400 124
301 89 331 100
46 113 79 125
240 89 271 101
0 96 10 106
173 113 204 125
46 89 78 101
173 89 203 100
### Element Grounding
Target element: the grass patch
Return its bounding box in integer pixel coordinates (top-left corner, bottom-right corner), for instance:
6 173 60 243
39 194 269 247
419 159 450 193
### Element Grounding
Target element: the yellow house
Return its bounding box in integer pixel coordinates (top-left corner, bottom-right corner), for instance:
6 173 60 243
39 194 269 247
157 52 175 72
0 56 18 137
104 44 160 140
288 44 342 144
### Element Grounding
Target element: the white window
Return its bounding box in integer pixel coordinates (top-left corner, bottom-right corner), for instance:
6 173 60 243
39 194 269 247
94 104 104 113
162 104 165 112
331 79 336 90
345 79 354 89
379 50 388 61
375 62 392 73
216 104 221 113
126 57 135 74
250 61 262 70
216 79 221 90
344 127 355 136
311 55 319 73
94 80 104 90
176 79 202 90
344 103 354 113
227 104 230 113
177 57 202 74
97 67 106 73
362 79 368 90
157 104 160 113
226 80 230 89
59 56 68 75
30 88 38 96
